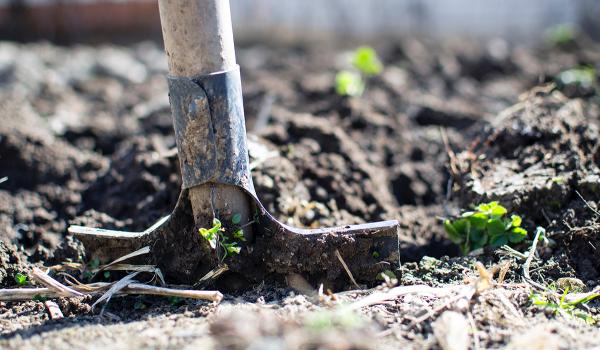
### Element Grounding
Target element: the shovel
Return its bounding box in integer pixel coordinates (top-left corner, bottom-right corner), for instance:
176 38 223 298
68 0 399 287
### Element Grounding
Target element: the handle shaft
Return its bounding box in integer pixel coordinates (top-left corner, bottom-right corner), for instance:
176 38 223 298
158 0 237 76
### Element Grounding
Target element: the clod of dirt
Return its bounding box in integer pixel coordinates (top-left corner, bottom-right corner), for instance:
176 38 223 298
0 241 28 288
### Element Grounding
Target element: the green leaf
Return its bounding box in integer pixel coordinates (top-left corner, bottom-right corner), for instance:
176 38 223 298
460 211 475 218
509 227 527 243
33 294 47 302
487 218 506 237
224 243 241 255
335 71 365 96
510 215 522 228
351 46 383 76
547 24 575 46
199 218 223 249
103 271 111 279
89 258 100 270
476 203 491 212
490 203 508 217
444 219 463 243
471 235 488 250
489 234 508 247
168 296 183 306
14 273 28 286
231 213 242 225
469 212 489 229
199 228 217 249
134 301 147 310
233 228 245 241
470 228 486 243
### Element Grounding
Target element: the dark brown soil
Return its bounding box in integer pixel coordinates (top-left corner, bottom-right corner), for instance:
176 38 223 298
1 36 600 349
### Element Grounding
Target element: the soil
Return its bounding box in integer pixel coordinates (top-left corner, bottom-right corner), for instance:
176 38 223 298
0 34 600 349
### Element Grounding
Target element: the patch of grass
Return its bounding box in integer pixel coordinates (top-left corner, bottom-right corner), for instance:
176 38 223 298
335 46 383 97
14 272 28 286
199 218 243 263
531 288 599 324
443 201 528 254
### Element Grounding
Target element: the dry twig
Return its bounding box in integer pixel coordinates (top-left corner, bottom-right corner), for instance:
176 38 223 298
0 282 223 303
31 268 84 298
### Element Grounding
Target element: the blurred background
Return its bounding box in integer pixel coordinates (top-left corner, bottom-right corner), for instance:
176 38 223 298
0 0 599 44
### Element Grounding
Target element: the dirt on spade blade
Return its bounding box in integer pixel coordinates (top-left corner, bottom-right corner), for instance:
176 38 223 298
1 35 600 349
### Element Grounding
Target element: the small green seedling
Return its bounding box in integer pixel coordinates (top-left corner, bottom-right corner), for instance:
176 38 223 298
134 300 147 310
335 46 383 97
351 46 383 76
83 257 101 280
33 294 47 302
199 218 243 263
556 66 596 89
168 296 183 306
547 24 576 47
14 272 28 286
531 288 599 324
199 218 223 249
335 71 365 97
444 201 527 254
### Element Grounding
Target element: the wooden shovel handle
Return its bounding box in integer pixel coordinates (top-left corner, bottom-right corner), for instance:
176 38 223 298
158 0 236 76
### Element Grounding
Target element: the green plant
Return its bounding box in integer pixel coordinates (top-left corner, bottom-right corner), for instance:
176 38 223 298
443 201 528 254
199 218 243 263
33 294 47 302
547 24 576 47
134 300 147 310
168 296 183 306
556 66 596 89
531 288 599 324
14 272 28 286
335 46 383 97
335 71 364 96
83 257 101 280
351 46 383 76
